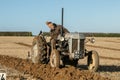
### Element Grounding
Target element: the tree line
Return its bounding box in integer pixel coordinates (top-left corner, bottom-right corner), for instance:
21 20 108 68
43 32 120 37
0 32 32 36
0 32 119 37
81 33 120 37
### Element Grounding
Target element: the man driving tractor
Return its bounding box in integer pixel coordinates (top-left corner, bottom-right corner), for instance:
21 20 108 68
31 9 99 71
46 21 69 50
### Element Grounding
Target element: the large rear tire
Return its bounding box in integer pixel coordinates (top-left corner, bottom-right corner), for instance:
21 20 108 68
87 50 99 72
31 36 47 64
50 49 60 68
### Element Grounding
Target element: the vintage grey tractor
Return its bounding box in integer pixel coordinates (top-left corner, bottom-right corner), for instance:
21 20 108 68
31 31 99 72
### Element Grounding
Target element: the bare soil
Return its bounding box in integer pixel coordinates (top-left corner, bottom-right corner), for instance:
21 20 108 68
0 36 120 80
0 55 109 80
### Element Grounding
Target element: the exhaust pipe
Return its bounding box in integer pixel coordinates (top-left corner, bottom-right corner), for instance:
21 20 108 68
61 8 64 37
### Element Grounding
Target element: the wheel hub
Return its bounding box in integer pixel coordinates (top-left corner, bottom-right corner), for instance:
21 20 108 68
33 44 38 57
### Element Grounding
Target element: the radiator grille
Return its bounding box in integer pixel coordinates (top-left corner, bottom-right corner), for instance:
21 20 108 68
72 39 85 53
72 39 78 53
80 39 85 53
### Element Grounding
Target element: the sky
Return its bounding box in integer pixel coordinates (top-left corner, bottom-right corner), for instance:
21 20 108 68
0 0 120 35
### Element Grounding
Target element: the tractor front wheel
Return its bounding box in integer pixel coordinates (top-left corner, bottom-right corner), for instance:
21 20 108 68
87 50 99 72
50 49 60 68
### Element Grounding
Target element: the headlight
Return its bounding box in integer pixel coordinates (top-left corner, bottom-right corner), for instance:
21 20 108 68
90 38 95 43
57 35 65 41
60 37 65 41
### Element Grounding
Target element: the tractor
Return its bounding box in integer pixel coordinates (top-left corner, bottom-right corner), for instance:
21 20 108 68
31 31 99 71
30 8 99 71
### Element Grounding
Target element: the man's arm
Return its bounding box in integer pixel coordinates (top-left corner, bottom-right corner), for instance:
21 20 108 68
50 29 58 40
58 25 70 34
63 27 70 34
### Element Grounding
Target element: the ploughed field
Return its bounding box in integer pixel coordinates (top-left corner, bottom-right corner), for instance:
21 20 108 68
0 36 119 80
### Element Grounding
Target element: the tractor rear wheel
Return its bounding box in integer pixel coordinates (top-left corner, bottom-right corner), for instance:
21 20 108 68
50 49 60 68
31 36 47 64
87 50 99 72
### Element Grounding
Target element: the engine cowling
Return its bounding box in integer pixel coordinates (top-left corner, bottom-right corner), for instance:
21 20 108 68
65 33 86 59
